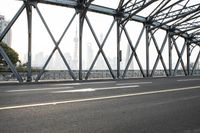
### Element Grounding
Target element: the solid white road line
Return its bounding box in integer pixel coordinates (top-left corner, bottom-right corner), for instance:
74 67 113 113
116 82 152 86
0 85 200 111
6 86 74 93
50 85 139 93
177 79 200 82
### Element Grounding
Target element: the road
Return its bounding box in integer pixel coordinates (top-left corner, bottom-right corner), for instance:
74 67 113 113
0 76 200 133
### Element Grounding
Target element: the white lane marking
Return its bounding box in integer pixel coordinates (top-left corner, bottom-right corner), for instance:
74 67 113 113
0 85 200 111
50 83 80 86
177 79 200 82
50 85 139 93
49 81 116 86
57 88 96 93
116 82 152 86
6 86 73 92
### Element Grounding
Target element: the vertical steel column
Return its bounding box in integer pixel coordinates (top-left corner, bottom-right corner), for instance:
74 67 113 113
168 32 172 76
117 20 121 79
146 24 150 77
79 14 84 80
26 3 32 82
186 40 191 76
168 32 173 77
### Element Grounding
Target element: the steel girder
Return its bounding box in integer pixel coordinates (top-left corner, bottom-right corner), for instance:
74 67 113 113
0 0 200 82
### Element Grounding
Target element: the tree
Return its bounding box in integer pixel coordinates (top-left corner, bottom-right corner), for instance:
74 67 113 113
0 42 20 66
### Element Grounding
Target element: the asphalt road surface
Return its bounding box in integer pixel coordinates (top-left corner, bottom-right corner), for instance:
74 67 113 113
0 76 200 133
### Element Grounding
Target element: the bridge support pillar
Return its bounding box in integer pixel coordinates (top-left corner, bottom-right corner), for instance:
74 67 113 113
186 40 191 76
116 20 121 79
168 32 172 77
26 2 32 82
145 25 150 77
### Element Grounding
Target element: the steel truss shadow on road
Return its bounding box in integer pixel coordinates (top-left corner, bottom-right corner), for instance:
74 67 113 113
0 0 200 83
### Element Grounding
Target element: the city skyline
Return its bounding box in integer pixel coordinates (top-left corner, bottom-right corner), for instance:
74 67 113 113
26 42 119 70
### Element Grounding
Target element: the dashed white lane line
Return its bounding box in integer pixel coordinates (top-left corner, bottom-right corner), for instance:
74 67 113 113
177 79 200 82
0 85 200 111
116 82 152 86
50 85 139 93
49 81 116 86
52 88 95 93
5 86 74 92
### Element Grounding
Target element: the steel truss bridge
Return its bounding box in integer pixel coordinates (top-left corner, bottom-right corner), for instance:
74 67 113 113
0 0 200 83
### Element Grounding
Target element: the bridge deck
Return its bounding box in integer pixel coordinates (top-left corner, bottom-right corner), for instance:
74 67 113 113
0 76 200 132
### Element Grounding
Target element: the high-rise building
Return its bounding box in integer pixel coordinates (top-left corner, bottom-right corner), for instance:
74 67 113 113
0 15 12 47
33 52 45 68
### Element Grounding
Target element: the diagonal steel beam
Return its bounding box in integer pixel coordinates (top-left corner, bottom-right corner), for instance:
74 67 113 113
151 3 200 32
174 26 200 35
122 25 145 78
34 5 76 81
0 4 26 83
85 16 116 80
117 0 125 11
177 20 200 29
150 31 168 77
154 1 194 21
172 11 200 28
123 0 145 14
172 37 187 76
172 0 190 21
152 0 183 17
149 0 171 18
154 5 200 28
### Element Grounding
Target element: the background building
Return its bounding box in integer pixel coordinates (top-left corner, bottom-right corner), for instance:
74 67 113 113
0 15 12 47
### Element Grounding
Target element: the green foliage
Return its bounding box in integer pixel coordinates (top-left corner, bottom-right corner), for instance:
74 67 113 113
0 42 20 66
